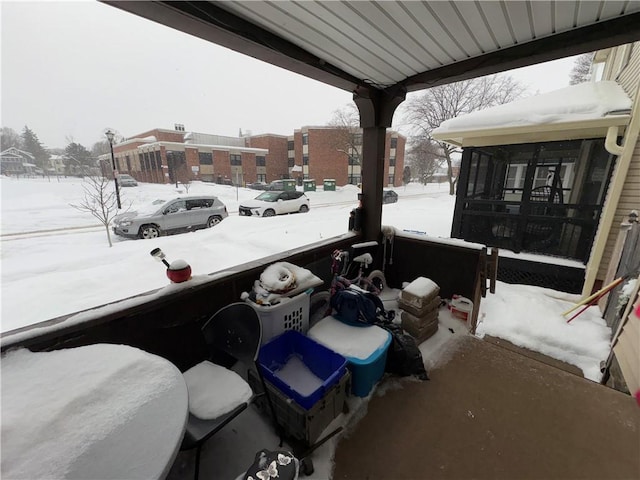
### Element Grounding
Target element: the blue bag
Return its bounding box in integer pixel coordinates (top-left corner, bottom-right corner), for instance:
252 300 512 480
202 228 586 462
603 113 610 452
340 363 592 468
330 288 386 327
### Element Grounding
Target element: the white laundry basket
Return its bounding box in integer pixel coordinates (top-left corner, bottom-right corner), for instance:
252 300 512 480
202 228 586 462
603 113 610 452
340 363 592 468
248 291 310 344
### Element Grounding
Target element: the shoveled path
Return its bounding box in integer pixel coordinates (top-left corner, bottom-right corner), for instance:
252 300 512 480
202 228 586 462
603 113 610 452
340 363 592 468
333 335 640 480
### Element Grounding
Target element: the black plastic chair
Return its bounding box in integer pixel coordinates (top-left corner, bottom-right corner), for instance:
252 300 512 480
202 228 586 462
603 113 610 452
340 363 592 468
179 302 278 480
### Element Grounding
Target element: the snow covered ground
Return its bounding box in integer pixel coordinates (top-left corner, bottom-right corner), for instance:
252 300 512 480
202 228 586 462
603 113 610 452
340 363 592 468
0 175 613 381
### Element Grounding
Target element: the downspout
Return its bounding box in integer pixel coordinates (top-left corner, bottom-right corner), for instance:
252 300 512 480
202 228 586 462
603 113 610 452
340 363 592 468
582 85 640 297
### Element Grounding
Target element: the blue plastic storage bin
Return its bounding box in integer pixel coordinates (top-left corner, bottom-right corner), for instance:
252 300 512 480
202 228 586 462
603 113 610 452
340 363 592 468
345 331 392 397
259 330 348 410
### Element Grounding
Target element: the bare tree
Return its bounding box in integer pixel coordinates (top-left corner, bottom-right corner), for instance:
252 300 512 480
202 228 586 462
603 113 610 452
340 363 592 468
570 52 594 85
1 127 23 150
407 136 444 185
69 176 120 247
175 163 192 193
403 74 525 194
402 165 411 185
91 139 111 157
327 104 363 165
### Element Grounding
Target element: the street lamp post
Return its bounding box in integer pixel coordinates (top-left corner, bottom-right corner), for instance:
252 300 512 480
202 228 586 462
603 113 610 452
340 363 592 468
105 129 122 209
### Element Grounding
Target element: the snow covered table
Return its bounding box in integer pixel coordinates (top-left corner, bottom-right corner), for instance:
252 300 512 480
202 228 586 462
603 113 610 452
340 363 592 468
1 343 188 479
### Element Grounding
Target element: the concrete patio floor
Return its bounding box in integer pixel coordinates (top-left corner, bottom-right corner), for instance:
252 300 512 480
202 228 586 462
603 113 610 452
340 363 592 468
333 335 640 480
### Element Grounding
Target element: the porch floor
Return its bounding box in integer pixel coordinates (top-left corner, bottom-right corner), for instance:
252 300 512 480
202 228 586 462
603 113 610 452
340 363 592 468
333 335 640 479
168 334 640 480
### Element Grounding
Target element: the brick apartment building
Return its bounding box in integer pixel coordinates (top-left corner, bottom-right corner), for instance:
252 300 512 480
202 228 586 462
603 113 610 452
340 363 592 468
289 126 405 187
100 124 405 187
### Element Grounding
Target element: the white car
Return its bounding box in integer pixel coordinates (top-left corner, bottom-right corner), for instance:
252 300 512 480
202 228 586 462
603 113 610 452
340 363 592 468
239 191 310 217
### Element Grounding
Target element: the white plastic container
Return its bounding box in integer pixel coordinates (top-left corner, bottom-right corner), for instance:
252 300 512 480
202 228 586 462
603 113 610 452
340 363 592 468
247 291 310 344
448 295 473 322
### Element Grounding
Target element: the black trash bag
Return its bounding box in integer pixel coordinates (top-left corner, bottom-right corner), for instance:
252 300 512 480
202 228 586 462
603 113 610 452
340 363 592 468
381 323 429 381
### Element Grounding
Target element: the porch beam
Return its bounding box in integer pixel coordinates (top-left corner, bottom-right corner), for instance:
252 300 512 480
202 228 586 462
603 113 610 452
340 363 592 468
104 0 363 93
354 86 406 241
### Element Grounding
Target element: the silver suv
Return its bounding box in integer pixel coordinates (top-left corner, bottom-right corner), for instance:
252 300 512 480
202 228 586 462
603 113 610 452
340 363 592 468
113 195 228 239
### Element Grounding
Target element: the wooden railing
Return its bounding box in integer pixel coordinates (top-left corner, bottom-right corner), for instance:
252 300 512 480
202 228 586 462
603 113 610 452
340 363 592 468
1 231 489 370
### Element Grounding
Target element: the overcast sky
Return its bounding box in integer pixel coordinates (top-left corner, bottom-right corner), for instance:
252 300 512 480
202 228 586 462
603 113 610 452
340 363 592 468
2 1 578 150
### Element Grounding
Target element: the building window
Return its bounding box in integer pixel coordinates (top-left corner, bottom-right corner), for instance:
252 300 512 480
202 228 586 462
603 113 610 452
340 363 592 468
353 133 363 145
288 158 295 168
390 137 398 148
256 155 266 167
302 133 308 145
348 155 359 165
199 152 213 165
257 173 266 182
230 154 242 166
388 175 395 185
287 140 294 151
389 156 396 166
154 151 162 170
303 155 309 166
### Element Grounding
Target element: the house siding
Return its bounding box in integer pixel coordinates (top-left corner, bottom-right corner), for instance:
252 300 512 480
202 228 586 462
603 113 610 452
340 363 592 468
598 42 640 397
615 44 640 99
597 43 640 280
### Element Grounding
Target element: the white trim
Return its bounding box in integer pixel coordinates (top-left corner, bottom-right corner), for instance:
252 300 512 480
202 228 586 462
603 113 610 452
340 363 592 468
140 141 268 154
433 115 631 147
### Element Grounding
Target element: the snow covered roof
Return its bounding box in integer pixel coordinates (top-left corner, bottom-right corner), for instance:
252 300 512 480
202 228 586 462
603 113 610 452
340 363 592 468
117 135 158 147
0 147 35 159
139 141 268 154
432 81 632 147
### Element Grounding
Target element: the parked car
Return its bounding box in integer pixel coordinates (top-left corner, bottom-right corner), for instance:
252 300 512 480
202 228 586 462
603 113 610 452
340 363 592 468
117 174 138 187
383 189 398 204
266 180 285 191
247 181 268 190
113 195 228 239
239 191 310 217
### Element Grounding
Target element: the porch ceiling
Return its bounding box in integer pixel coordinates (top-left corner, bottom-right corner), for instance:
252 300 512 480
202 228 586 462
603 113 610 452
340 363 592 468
105 1 640 94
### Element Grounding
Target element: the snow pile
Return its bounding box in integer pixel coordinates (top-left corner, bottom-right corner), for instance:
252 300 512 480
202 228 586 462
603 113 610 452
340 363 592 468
273 355 324 397
308 316 390 360
434 81 632 134
1 345 183 478
476 281 611 380
183 361 252 419
403 276 439 298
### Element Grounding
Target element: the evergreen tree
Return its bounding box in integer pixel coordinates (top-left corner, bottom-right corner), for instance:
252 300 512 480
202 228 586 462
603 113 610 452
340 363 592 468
21 126 50 177
64 142 92 175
